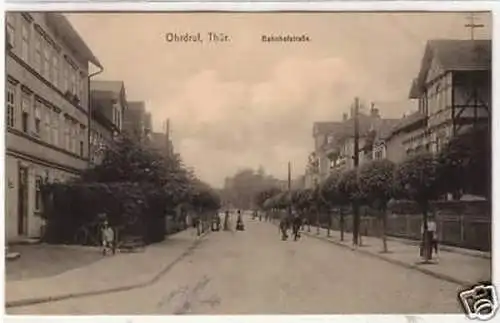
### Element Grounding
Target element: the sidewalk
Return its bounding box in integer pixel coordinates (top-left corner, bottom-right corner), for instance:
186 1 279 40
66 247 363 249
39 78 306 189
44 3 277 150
6 228 209 308
302 228 491 288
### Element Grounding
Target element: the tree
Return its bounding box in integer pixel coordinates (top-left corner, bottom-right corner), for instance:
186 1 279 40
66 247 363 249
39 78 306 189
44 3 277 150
255 187 282 210
337 168 365 245
321 171 344 239
358 159 396 253
393 152 440 262
437 125 491 199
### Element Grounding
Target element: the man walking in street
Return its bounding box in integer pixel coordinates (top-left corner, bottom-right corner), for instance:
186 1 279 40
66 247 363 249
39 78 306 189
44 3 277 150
279 213 289 240
292 213 302 241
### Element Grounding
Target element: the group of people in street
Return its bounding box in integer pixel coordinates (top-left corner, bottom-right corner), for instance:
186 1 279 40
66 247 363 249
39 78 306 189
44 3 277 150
279 212 303 241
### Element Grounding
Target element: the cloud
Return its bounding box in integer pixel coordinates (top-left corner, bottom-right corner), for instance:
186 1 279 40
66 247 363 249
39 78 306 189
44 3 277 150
160 56 382 185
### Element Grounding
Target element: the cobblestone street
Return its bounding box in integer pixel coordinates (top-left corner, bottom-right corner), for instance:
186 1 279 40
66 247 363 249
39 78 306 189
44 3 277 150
8 218 467 315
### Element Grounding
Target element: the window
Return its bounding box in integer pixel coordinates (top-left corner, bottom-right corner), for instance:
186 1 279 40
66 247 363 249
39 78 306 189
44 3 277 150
64 118 70 151
21 95 31 133
6 14 15 48
70 69 77 94
21 20 30 62
75 74 80 101
52 54 59 88
80 140 84 157
52 112 59 146
34 100 41 135
43 43 51 81
44 105 51 143
62 61 68 92
35 176 43 211
6 84 16 128
34 33 42 72
79 74 85 101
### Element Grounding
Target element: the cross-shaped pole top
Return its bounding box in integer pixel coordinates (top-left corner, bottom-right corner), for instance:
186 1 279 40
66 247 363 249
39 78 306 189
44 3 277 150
465 12 484 41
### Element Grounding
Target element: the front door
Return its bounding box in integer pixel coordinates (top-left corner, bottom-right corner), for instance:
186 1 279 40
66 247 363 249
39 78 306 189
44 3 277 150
17 166 29 236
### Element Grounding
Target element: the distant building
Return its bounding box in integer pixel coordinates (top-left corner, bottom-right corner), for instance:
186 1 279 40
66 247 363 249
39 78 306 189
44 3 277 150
308 121 343 185
149 132 174 157
326 107 397 172
5 12 102 241
89 80 127 165
123 101 148 141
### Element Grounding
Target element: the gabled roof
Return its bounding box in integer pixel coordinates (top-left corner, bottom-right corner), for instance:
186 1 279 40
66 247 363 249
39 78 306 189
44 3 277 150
46 13 103 69
409 39 491 98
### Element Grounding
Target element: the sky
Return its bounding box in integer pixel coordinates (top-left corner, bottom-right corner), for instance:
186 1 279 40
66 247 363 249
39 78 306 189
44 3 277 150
66 11 491 188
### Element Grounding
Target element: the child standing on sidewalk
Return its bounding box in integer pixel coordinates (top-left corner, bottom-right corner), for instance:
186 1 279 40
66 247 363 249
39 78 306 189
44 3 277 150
101 221 115 255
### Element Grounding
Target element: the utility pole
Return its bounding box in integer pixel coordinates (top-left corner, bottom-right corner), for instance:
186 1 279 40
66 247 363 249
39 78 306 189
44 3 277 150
288 161 292 219
165 118 172 157
353 97 360 246
465 12 484 41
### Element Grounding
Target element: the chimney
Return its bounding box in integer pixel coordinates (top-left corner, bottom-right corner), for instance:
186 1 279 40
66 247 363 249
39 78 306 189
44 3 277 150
343 113 348 121
371 108 380 118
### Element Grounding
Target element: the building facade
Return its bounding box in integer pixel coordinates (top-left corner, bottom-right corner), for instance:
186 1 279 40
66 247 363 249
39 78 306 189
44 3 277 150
123 101 149 141
405 39 491 156
5 12 102 241
89 80 127 165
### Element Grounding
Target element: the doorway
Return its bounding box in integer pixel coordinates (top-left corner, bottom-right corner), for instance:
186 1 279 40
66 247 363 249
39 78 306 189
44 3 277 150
17 165 29 236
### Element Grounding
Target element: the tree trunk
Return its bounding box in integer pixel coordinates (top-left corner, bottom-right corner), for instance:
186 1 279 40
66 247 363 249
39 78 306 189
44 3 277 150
381 207 388 253
340 208 345 241
352 202 360 246
327 210 331 237
316 209 320 235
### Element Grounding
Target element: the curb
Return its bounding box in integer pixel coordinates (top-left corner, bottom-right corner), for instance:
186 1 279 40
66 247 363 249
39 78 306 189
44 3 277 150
304 232 471 288
386 236 491 259
6 230 210 308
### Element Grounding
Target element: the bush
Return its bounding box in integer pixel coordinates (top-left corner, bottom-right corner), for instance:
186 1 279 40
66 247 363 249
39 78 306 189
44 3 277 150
41 182 161 244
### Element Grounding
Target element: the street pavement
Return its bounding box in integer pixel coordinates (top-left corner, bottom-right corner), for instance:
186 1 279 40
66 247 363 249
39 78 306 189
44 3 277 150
8 218 466 315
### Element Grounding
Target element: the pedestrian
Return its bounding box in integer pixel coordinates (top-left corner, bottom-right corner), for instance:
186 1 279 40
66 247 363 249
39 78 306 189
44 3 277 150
420 213 438 259
101 220 115 256
292 214 302 241
279 214 289 240
236 210 245 231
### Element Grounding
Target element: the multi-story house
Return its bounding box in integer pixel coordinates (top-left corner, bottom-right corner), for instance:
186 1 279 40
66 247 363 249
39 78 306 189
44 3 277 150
5 12 102 241
310 121 343 183
327 108 393 172
405 39 491 156
89 80 127 165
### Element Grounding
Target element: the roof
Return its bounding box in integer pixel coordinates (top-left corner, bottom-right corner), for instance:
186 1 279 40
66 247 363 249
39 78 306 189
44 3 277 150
373 118 400 141
389 111 426 136
313 122 342 136
337 113 374 139
127 101 146 112
45 13 103 69
90 80 125 94
410 39 491 98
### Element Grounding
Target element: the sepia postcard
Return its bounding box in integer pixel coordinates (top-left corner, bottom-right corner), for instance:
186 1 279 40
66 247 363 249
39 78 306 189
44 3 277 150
3 7 495 319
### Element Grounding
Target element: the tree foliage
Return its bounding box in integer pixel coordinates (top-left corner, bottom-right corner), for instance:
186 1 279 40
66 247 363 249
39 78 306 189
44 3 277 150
393 152 440 206
437 125 491 199
42 134 221 245
358 159 396 210
320 171 343 206
255 187 282 210
337 168 364 204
